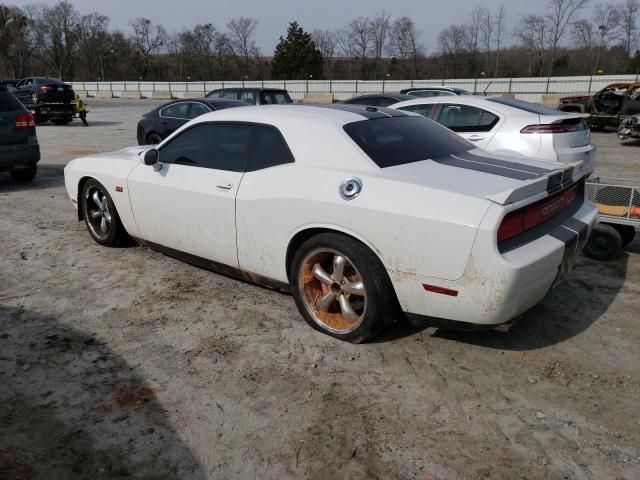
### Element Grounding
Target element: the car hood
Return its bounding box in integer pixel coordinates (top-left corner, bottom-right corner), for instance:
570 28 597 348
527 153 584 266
382 148 584 205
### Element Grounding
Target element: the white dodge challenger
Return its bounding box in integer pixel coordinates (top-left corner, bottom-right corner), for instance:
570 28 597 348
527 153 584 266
64 105 598 343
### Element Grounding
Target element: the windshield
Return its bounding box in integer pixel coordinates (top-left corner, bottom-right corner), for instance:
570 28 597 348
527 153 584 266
343 116 473 168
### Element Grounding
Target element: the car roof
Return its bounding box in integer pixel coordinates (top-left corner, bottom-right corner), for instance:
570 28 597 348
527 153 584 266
346 93 415 101
194 103 410 125
209 87 288 93
390 95 536 114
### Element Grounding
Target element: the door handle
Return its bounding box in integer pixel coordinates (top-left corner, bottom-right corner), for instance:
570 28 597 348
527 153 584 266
467 135 484 142
216 182 233 190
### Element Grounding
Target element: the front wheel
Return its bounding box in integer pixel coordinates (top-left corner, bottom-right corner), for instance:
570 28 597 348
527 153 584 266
81 179 129 246
290 233 397 343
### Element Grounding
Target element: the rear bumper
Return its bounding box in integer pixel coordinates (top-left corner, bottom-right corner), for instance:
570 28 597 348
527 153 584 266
33 103 75 117
392 200 598 327
0 143 41 171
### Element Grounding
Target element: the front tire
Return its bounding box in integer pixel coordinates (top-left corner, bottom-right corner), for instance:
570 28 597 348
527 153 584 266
146 132 163 145
290 233 397 343
81 179 128 246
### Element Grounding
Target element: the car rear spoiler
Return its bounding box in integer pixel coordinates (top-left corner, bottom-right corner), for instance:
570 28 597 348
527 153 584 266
486 160 585 205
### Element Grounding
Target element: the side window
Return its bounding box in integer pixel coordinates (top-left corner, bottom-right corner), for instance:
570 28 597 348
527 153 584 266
398 104 434 117
221 90 238 99
160 102 190 119
246 126 295 171
412 90 436 98
435 91 455 97
207 90 222 98
239 91 256 104
437 104 499 132
261 92 292 104
159 124 251 171
188 102 211 118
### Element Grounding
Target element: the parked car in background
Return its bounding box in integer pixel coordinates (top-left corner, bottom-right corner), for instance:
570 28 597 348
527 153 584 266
65 104 596 343
342 93 415 107
618 113 640 142
137 98 248 145
558 82 640 130
390 95 597 174
205 88 293 105
400 86 471 97
0 86 40 182
11 77 76 125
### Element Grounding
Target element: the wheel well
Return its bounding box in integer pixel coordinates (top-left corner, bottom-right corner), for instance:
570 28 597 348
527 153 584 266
76 176 93 221
146 131 161 142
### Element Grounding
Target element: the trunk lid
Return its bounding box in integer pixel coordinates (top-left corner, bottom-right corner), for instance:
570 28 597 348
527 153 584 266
383 148 584 206
535 113 591 148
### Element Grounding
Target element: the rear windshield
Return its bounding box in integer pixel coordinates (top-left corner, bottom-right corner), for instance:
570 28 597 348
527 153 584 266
487 97 562 115
344 116 473 168
0 89 25 112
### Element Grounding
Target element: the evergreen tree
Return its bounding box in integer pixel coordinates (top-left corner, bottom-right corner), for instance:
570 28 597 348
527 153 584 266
272 21 323 80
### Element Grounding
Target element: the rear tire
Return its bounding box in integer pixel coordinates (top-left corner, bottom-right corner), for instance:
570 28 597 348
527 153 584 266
584 223 623 260
81 179 129 246
290 232 397 343
611 224 636 247
10 165 37 183
146 132 163 145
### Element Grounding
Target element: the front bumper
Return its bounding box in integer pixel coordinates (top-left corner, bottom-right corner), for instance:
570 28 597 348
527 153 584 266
392 200 598 328
0 143 41 171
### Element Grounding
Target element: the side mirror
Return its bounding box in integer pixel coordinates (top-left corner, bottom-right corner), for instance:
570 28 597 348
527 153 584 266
144 149 158 166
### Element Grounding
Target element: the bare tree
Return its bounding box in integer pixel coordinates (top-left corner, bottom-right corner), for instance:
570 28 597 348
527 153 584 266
514 14 547 76
572 18 597 71
545 0 590 75
439 24 470 77
370 10 391 78
129 17 167 79
347 17 371 77
226 17 259 76
468 6 483 73
592 3 621 72
0 5 32 77
479 8 493 73
311 29 337 77
388 17 423 78
619 0 639 56
493 4 507 76
78 13 111 80
27 1 81 79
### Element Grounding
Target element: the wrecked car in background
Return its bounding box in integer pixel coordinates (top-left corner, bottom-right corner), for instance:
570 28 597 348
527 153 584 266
618 113 640 142
558 82 640 130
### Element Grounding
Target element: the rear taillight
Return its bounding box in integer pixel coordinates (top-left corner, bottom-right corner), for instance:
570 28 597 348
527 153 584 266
15 113 35 129
521 124 575 134
497 183 579 243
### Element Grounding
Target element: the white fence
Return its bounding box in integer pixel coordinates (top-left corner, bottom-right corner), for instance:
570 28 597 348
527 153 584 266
70 74 640 102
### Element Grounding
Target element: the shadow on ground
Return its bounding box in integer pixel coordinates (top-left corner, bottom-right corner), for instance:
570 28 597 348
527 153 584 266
431 252 629 351
38 121 123 128
0 165 65 193
0 305 205 480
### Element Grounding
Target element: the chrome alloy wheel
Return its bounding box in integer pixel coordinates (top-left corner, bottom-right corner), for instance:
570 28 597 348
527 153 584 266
84 185 113 240
298 248 367 334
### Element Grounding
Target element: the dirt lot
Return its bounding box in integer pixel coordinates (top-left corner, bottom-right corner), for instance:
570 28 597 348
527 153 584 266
1 99 639 480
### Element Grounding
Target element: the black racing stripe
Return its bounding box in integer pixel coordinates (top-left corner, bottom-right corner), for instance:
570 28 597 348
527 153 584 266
563 218 589 241
549 226 578 246
454 151 554 175
432 155 539 180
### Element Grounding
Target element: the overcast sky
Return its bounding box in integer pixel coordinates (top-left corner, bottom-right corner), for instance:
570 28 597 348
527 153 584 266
11 0 545 54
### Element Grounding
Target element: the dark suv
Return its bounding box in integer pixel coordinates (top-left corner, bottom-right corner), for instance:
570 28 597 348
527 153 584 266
0 86 41 182
12 77 76 124
206 88 293 105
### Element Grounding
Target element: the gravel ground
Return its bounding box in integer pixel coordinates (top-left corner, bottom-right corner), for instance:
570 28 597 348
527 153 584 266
1 99 639 480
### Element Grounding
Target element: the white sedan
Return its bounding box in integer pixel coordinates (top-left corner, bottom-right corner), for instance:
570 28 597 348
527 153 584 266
64 105 597 343
389 96 597 174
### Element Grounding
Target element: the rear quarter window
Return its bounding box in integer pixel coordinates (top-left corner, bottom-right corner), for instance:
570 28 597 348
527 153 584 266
343 116 473 168
0 89 25 112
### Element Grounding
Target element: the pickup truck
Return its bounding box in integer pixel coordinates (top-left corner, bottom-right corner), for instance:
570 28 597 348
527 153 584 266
11 77 76 125
557 82 640 130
